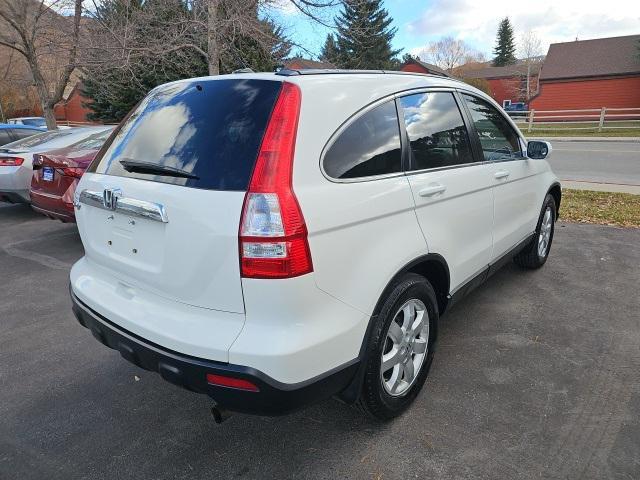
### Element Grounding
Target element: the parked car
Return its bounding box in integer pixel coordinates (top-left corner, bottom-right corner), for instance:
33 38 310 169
0 124 46 146
7 117 47 128
70 71 560 420
30 128 114 222
503 102 528 117
0 126 112 204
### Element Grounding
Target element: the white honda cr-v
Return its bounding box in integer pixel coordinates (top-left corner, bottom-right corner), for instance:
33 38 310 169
70 69 560 420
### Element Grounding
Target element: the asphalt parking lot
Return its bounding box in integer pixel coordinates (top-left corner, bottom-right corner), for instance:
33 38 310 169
1 204 639 480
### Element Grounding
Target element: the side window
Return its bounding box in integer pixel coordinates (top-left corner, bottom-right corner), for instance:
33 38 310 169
398 92 473 171
0 130 11 145
462 94 522 161
323 100 402 179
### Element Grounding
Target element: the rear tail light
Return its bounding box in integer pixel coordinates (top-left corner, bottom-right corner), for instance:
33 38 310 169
0 157 24 166
238 82 313 279
206 373 260 392
62 167 84 178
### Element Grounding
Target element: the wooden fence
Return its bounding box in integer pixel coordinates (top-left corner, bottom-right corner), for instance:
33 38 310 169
507 107 640 133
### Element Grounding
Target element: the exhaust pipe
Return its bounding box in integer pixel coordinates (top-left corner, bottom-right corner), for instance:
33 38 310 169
211 403 232 424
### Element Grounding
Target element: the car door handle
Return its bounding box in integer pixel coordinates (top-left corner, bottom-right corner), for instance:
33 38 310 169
494 170 510 180
419 184 447 197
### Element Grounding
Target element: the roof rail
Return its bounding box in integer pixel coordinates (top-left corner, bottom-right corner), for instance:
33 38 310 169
274 68 464 83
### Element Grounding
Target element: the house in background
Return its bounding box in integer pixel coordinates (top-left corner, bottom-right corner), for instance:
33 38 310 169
284 58 336 70
530 34 640 111
453 61 541 108
400 58 450 77
54 81 94 124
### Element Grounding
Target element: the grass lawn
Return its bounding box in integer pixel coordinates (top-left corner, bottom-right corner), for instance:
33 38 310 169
561 189 640 228
513 121 640 137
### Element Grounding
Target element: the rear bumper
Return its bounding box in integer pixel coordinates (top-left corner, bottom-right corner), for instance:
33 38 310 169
31 202 75 222
0 190 29 204
71 289 359 416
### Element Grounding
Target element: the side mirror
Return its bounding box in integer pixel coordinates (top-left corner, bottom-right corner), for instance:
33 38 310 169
527 140 552 160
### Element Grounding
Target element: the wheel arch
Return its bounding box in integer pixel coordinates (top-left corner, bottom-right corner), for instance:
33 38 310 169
548 182 562 220
373 253 451 317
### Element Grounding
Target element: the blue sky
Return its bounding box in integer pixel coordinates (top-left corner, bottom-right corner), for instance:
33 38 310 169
268 0 640 60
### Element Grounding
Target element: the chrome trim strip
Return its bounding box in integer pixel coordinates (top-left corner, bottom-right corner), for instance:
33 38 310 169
78 189 169 223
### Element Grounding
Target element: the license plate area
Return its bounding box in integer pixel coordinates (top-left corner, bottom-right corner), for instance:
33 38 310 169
42 166 54 182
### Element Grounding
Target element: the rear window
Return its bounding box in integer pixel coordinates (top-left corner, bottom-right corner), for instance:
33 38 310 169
1 130 73 150
71 128 114 150
89 79 283 191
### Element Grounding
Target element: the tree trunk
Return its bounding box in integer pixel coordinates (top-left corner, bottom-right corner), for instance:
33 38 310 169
207 0 220 75
28 53 58 129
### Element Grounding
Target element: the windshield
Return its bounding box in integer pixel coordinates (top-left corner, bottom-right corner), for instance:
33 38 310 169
90 79 282 191
22 118 47 127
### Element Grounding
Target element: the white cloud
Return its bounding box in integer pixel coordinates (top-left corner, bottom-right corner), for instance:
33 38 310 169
268 0 300 16
406 0 640 57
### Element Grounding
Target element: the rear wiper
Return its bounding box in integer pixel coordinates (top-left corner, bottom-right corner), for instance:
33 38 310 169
119 159 199 180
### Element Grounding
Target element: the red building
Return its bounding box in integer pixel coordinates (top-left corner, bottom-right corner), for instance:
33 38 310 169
54 82 94 124
284 58 336 70
530 35 640 111
400 58 450 77
455 62 541 107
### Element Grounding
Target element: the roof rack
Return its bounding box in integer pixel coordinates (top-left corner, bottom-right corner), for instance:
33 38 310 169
274 68 466 85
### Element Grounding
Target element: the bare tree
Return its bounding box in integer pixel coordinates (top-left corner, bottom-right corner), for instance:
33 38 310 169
519 29 544 100
0 0 83 129
420 37 477 72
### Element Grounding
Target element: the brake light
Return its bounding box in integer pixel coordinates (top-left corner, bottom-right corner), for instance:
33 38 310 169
238 82 313 279
206 373 260 392
0 157 24 166
62 167 84 178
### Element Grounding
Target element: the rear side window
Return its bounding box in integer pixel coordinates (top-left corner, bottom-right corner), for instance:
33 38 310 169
462 94 522 161
89 79 282 191
323 100 402 179
398 92 473 171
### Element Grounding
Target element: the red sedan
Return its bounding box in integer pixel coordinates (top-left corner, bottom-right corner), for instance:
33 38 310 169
30 128 113 222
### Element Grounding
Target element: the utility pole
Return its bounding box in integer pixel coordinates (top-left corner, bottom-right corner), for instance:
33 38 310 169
0 98 5 123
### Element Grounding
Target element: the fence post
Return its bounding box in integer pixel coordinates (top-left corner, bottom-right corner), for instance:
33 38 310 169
527 109 535 133
598 107 606 132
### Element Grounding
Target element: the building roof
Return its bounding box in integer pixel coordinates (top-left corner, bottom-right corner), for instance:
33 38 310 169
402 58 450 77
284 58 336 70
539 34 640 81
456 61 541 79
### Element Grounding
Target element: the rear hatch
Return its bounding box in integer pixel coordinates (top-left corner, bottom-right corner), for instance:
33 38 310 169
76 78 283 313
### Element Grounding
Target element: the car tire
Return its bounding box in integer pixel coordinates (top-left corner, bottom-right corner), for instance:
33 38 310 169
514 193 557 269
355 273 438 420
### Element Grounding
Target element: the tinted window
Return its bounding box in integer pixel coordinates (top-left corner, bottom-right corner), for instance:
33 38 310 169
399 92 473 170
11 128 42 140
462 94 522 161
0 130 11 145
324 101 401 179
90 79 282 191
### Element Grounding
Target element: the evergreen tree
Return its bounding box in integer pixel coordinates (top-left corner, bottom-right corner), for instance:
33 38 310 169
332 0 401 69
82 0 290 122
320 33 341 66
493 17 517 66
